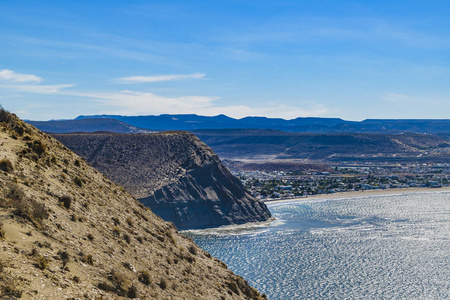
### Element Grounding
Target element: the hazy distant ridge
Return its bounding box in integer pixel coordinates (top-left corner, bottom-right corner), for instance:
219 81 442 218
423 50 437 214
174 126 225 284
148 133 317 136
69 114 450 134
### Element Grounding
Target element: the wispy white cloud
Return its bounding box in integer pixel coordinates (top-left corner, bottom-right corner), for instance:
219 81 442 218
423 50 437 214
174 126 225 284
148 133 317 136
1 84 75 94
0 69 74 94
0 69 329 119
0 69 42 83
117 73 206 83
71 90 218 113
381 92 450 106
70 90 329 119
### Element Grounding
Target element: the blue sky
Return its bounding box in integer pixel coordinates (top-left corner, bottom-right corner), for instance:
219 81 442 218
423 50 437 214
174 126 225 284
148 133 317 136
2 0 450 121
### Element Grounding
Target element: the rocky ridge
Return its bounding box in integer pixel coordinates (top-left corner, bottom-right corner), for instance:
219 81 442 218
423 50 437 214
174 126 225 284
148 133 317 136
0 109 265 299
28 118 151 134
52 132 272 229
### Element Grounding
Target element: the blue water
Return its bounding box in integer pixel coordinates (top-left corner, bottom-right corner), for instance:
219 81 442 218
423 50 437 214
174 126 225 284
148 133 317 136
185 191 450 299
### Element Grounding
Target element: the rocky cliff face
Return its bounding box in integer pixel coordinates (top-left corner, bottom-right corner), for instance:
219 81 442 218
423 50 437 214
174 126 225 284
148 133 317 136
0 109 265 299
53 132 272 229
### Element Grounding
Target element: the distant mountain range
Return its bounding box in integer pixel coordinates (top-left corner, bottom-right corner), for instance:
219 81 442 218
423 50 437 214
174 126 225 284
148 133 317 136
28 114 450 134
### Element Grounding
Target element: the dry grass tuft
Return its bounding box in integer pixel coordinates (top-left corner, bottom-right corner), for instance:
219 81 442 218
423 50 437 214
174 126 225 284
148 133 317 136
36 256 50 270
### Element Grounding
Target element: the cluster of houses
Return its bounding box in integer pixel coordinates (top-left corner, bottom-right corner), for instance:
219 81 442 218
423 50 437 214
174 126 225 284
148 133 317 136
231 164 450 200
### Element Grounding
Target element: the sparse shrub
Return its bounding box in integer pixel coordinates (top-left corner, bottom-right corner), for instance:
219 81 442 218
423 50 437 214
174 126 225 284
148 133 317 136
0 223 5 240
112 217 120 225
125 216 133 227
127 285 139 298
0 277 23 299
71 214 77 222
31 200 48 220
158 278 167 290
188 245 197 255
138 271 151 285
87 233 94 241
108 269 130 296
59 195 72 209
6 182 25 202
58 251 70 269
181 251 196 264
14 124 24 136
183 265 192 275
0 106 13 124
74 159 81 167
13 196 49 227
36 256 49 270
74 177 83 187
226 280 240 295
123 262 135 271
112 226 121 237
28 140 46 156
0 158 13 173
73 276 80 283
81 254 94 265
136 236 143 244
164 230 176 245
98 282 115 292
50 155 57 164
123 233 131 244
37 241 52 249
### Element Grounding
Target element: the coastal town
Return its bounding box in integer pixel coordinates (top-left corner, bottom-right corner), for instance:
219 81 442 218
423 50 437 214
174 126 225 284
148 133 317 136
231 162 450 201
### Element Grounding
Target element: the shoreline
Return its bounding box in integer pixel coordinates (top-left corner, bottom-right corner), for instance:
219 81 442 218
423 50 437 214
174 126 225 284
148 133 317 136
263 186 450 205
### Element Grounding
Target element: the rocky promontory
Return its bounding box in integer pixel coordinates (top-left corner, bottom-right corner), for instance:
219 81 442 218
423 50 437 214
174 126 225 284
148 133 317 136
53 132 272 229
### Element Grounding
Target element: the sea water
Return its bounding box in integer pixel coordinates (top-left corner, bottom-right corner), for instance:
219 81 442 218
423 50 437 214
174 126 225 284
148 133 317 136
185 191 450 299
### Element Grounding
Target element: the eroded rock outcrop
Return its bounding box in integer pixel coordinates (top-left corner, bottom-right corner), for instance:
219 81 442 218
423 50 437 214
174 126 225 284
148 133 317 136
53 131 272 229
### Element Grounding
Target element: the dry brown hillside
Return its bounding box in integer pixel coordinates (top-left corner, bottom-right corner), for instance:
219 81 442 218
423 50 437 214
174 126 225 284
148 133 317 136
0 109 265 300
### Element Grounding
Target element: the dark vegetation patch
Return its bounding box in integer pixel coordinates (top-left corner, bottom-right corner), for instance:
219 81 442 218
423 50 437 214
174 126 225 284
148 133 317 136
0 262 23 298
59 195 72 209
138 271 151 285
74 176 83 187
0 158 14 173
0 222 5 240
1 183 48 227
98 269 138 298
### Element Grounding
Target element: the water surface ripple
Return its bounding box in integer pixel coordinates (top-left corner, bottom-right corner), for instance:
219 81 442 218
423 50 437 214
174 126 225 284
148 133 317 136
186 191 450 299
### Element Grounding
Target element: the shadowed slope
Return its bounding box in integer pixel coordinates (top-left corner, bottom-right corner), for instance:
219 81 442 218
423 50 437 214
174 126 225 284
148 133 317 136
53 132 272 229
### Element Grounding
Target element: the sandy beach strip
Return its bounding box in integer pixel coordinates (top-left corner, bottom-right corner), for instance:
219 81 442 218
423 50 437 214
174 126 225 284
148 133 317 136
263 186 450 205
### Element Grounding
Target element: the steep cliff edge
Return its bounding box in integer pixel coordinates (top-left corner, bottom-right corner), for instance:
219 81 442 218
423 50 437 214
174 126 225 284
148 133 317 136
53 132 272 229
0 109 265 299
